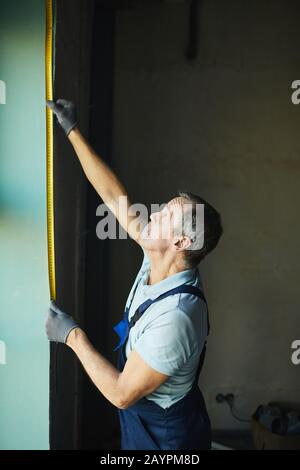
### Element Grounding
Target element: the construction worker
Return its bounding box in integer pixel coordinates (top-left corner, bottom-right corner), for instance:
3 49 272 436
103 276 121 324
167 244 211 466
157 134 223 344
45 99 223 450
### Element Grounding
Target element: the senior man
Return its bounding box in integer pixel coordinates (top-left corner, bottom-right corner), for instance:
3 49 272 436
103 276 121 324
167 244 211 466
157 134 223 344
45 99 223 450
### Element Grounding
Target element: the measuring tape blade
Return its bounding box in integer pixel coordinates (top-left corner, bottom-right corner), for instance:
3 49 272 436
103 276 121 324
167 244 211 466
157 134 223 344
45 0 56 300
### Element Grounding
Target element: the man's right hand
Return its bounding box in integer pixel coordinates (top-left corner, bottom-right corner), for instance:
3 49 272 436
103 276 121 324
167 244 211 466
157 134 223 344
45 301 79 344
46 98 77 136
47 100 144 248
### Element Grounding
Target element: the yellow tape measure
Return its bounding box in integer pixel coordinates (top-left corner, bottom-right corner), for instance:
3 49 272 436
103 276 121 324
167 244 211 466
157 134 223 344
45 0 56 300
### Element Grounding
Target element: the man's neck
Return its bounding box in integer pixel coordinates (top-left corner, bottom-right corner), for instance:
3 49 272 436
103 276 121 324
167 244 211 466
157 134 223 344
146 251 189 286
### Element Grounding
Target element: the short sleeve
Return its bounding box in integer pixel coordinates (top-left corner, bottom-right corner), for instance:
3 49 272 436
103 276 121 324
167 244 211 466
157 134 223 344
134 309 199 376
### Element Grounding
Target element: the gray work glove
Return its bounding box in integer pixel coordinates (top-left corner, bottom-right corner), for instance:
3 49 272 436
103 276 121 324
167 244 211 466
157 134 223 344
45 301 79 343
46 98 77 136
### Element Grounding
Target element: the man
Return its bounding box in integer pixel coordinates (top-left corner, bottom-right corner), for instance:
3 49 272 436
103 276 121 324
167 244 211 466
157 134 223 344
45 99 223 450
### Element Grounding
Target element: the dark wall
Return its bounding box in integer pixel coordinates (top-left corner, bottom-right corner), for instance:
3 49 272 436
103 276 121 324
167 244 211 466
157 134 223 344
111 0 300 431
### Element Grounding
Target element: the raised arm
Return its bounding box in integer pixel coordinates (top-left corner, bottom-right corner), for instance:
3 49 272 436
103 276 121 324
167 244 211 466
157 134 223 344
46 99 145 244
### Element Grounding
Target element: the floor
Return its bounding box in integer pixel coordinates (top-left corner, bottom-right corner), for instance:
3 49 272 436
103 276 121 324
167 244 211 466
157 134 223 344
212 431 255 450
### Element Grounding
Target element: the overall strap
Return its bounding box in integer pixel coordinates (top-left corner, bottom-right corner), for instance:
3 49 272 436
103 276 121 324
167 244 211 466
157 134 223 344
130 283 210 384
129 284 208 331
114 280 210 353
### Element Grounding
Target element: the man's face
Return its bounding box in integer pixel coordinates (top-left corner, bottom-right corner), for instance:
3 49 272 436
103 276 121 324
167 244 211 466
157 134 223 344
141 197 189 252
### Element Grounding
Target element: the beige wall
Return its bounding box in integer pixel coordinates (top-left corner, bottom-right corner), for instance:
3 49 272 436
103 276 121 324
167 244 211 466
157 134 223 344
108 0 300 430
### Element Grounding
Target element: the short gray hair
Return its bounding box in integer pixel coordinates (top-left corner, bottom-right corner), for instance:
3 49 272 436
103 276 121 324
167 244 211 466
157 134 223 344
177 190 223 267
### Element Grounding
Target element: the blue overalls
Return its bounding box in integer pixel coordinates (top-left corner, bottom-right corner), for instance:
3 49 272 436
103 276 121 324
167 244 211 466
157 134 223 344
113 281 212 450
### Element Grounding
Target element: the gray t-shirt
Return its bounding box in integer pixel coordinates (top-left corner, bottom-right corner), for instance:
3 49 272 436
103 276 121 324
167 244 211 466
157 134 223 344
124 249 208 409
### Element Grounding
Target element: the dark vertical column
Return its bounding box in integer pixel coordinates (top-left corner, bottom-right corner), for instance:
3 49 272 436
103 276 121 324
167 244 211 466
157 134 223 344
50 0 94 450
81 4 120 450
50 0 120 450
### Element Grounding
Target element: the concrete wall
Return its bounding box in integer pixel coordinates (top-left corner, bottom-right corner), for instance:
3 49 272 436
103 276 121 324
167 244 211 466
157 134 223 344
110 0 300 430
0 0 49 448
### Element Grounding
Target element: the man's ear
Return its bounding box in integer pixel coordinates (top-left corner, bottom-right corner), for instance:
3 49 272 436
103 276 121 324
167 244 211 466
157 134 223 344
173 236 192 251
